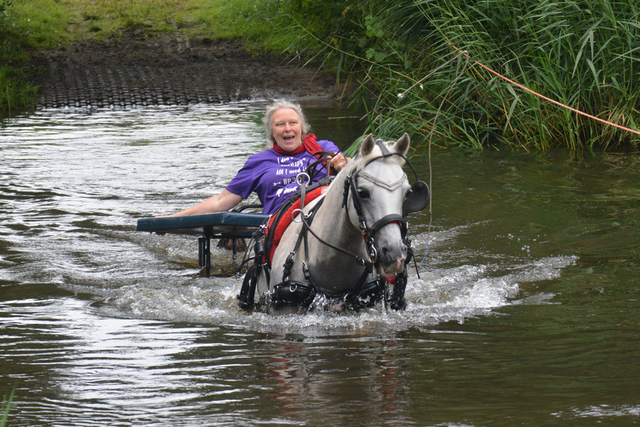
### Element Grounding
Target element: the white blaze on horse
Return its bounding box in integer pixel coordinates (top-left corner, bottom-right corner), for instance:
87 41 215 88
238 133 429 314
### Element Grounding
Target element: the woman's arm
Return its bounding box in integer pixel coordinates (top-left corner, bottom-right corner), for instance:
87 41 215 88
166 189 244 217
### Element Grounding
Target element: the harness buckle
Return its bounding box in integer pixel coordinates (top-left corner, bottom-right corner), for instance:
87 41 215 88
302 261 311 280
369 245 378 264
296 172 311 186
291 208 304 223
282 251 295 282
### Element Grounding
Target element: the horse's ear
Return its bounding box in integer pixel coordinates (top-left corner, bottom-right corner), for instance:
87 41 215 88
393 133 410 157
360 134 376 157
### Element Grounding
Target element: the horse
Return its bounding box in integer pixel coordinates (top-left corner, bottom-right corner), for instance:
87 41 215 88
238 133 429 314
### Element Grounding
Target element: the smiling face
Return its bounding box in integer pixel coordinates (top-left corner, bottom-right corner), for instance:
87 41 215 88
271 108 303 152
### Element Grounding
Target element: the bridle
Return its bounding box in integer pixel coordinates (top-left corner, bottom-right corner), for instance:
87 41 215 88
340 139 429 266
296 139 428 274
342 166 408 267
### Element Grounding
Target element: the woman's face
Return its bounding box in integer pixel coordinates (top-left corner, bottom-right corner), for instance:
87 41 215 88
271 108 303 152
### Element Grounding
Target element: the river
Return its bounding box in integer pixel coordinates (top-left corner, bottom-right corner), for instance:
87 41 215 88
1 100 639 426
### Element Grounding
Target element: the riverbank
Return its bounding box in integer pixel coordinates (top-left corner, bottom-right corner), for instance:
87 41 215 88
0 0 340 114
4 0 640 150
28 32 337 109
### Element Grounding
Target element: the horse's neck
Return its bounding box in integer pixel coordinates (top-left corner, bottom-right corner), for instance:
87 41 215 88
305 173 368 289
311 172 361 244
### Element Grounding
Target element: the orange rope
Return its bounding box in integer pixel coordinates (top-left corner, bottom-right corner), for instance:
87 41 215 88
447 42 640 137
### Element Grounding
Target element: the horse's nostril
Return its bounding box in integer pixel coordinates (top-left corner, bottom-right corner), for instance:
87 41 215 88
381 245 406 262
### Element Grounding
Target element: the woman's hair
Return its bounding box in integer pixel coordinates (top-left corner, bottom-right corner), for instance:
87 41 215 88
262 100 310 147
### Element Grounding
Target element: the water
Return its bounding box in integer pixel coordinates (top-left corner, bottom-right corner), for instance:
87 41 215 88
1 101 639 426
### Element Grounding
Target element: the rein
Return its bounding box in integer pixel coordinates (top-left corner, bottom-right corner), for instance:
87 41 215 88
298 139 416 278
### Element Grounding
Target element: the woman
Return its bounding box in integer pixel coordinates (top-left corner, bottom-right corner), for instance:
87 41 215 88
166 100 347 216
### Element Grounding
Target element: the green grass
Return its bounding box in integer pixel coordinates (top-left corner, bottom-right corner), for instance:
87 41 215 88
1 0 36 113
1 388 14 427
0 65 38 112
9 0 290 47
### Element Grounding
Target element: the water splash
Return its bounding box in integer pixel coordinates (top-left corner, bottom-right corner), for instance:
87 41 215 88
88 252 576 335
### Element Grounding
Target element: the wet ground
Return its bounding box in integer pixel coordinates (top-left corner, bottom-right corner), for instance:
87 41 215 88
29 34 337 108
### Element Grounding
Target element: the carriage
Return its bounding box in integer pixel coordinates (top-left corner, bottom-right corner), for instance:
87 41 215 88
137 134 429 314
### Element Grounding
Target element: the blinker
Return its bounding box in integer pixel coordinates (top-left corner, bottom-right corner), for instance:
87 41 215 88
403 180 430 214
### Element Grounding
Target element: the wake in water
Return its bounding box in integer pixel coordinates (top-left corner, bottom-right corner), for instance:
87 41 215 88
86 226 577 335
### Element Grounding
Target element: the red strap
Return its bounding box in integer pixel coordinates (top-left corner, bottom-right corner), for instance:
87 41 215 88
265 186 326 263
273 142 305 156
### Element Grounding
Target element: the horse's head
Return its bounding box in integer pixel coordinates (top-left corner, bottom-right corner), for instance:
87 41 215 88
342 133 417 277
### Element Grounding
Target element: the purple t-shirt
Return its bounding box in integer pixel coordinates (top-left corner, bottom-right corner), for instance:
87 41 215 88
226 139 341 214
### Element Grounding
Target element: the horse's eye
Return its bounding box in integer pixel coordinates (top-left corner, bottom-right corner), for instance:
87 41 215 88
357 188 370 199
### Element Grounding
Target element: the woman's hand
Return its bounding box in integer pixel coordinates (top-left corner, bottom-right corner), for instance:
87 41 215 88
330 153 348 172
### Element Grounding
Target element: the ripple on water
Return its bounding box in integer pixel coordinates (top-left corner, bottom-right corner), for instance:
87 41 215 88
1 102 579 337
4 103 621 427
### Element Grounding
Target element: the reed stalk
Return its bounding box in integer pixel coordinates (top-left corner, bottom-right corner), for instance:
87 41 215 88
0 388 14 427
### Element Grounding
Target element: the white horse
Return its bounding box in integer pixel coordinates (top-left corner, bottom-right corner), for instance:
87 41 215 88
239 133 429 314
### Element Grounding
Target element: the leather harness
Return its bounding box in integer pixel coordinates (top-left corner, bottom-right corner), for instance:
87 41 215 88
238 140 428 312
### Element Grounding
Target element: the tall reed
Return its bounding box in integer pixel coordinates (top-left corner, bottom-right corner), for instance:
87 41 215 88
288 0 640 150
415 0 640 150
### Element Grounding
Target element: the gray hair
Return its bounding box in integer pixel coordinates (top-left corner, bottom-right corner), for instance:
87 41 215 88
262 100 310 147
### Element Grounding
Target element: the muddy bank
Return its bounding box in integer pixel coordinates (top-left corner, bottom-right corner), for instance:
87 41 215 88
29 34 337 109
